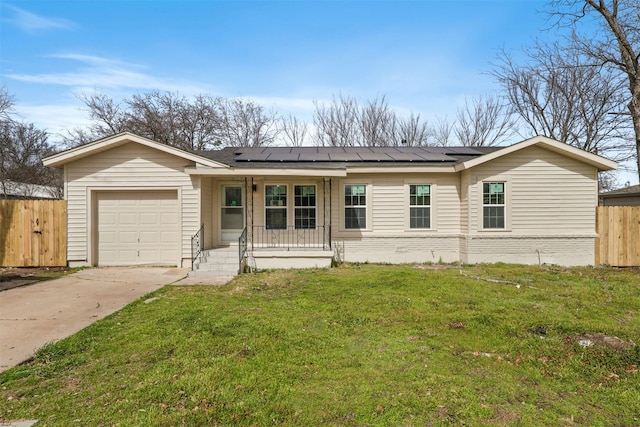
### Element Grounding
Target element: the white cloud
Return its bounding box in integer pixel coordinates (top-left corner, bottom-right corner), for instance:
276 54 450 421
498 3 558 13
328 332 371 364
6 53 213 95
5 5 75 33
14 103 92 144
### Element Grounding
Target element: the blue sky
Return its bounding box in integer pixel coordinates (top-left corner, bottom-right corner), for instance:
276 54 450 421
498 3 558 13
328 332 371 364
1 0 552 129
3 0 635 183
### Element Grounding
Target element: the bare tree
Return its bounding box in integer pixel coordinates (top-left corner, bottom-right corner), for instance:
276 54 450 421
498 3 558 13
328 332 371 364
215 98 279 147
454 95 517 147
431 116 455 146
67 91 223 150
548 0 640 179
125 91 222 150
280 114 308 146
0 121 61 198
313 94 361 146
0 88 62 198
359 95 398 146
396 112 432 146
313 94 434 147
67 91 278 149
493 42 632 161
0 85 16 121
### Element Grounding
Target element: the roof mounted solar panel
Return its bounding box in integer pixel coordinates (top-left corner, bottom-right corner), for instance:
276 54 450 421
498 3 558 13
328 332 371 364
298 151 331 161
357 152 393 161
269 152 300 161
443 147 483 155
329 151 358 161
386 152 424 161
235 150 271 161
418 152 457 161
343 147 365 152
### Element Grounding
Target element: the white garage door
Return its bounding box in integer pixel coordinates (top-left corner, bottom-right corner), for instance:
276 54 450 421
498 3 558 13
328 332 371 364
96 191 179 266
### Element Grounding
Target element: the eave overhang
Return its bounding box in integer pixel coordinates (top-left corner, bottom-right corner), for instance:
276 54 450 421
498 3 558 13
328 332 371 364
42 132 229 169
455 136 618 172
185 167 347 177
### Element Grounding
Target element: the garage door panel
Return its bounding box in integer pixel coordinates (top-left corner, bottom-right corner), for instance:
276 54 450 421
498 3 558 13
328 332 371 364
100 231 116 244
161 231 179 243
139 231 160 244
117 212 137 224
117 231 138 244
139 212 159 225
161 212 179 225
97 191 179 266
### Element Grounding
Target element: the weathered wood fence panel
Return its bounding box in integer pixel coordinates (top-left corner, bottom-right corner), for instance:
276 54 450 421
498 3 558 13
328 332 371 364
0 200 67 267
595 206 640 267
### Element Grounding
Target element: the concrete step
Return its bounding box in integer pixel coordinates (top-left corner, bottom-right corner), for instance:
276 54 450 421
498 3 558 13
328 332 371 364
198 255 239 263
189 246 242 277
189 270 237 278
195 263 238 272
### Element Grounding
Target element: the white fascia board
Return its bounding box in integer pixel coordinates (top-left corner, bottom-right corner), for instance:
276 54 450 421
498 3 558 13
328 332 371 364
346 165 456 174
185 167 347 177
43 132 228 169
455 136 618 172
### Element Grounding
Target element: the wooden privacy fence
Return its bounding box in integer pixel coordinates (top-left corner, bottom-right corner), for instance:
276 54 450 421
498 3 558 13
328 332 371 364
0 200 67 267
595 206 640 267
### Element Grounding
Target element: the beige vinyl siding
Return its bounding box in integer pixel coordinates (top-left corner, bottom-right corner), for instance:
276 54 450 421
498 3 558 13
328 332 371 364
467 146 598 235
460 170 470 234
251 177 327 230
201 177 213 248
372 178 403 231
65 142 198 266
331 173 460 237
434 174 461 233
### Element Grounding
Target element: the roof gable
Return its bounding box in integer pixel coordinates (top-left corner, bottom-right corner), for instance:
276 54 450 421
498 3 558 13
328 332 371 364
42 132 229 169
456 136 617 172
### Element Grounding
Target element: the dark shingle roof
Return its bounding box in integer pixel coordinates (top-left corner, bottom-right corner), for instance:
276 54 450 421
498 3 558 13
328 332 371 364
194 146 502 168
600 184 640 197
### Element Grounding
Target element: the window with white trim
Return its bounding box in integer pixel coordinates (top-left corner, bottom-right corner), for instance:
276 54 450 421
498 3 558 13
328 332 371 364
409 184 431 229
294 185 316 229
344 184 366 229
265 185 287 229
483 182 505 229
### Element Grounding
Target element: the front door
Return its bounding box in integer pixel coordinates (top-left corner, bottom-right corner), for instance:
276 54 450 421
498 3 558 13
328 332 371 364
220 185 244 242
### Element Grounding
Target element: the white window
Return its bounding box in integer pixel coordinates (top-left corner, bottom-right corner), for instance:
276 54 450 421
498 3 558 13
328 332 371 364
483 182 505 229
344 184 366 229
409 184 431 229
265 185 287 229
294 185 316 229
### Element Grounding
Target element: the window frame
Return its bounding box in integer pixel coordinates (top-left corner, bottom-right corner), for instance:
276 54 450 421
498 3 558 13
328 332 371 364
481 181 507 230
264 184 288 230
293 184 317 230
408 183 432 230
403 180 437 231
341 182 370 231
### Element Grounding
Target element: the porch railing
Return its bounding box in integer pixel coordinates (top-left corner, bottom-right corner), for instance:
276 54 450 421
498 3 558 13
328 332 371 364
239 227 248 272
251 225 331 250
190 223 204 269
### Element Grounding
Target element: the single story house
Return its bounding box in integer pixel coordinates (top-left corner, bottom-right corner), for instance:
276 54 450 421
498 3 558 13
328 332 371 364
599 184 640 206
43 132 617 274
1 180 60 199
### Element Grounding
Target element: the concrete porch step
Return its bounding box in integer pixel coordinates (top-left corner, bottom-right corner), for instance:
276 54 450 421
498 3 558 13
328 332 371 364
190 246 241 277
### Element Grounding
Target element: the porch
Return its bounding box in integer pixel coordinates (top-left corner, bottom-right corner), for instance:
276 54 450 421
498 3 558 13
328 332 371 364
189 224 334 277
186 174 336 276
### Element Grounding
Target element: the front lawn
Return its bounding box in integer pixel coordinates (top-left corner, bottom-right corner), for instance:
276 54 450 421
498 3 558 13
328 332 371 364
1 264 638 426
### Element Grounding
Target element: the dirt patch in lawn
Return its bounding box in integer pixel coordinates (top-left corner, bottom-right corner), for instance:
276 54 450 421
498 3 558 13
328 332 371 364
0 267 70 291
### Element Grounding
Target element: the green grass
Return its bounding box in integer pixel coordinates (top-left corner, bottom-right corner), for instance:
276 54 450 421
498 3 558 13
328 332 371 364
1 263 639 426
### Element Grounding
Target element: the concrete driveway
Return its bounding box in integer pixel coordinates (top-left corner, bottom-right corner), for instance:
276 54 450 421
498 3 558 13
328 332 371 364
0 267 209 372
